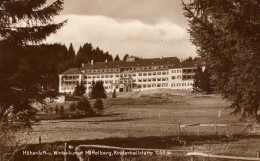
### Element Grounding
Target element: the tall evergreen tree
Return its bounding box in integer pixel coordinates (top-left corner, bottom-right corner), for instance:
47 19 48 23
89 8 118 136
93 98 104 115
89 80 107 99
74 83 86 96
123 54 129 61
67 43 75 67
114 54 120 61
112 89 117 98
183 0 260 121
75 43 114 67
0 0 66 128
201 68 213 94
76 98 94 116
68 43 76 58
193 66 213 94
193 66 203 92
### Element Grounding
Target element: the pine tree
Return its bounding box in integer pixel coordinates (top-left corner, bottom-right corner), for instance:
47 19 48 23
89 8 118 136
89 80 107 99
193 66 213 94
89 79 97 99
75 43 114 67
68 43 76 58
0 0 66 128
193 66 203 92
112 89 116 98
123 54 129 61
93 98 104 115
95 80 107 99
74 83 86 96
114 54 120 61
183 0 260 121
76 98 94 116
67 43 75 67
201 68 213 94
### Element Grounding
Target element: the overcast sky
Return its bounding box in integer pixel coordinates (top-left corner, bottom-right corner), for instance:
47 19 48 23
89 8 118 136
46 0 197 59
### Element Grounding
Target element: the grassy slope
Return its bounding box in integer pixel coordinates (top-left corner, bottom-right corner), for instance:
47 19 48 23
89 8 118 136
17 90 259 161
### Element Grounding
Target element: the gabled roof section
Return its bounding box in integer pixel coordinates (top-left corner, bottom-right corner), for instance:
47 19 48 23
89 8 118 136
80 63 91 70
60 68 82 75
81 57 180 70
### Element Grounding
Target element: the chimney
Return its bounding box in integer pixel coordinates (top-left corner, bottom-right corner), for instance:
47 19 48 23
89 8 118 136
91 60 94 65
82 63 84 67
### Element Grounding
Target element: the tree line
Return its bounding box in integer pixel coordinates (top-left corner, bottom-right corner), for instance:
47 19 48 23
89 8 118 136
0 42 133 92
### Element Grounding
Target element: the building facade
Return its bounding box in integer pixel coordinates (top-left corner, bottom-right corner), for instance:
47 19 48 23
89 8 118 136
59 57 202 94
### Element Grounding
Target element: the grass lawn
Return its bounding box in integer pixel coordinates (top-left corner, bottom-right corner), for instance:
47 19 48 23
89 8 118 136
14 91 259 161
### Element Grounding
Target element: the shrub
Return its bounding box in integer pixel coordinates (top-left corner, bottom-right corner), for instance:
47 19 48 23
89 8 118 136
54 105 59 115
59 106 65 116
69 103 76 113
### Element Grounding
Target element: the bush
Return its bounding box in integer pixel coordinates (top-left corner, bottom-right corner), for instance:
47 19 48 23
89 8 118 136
69 103 76 113
54 105 59 115
59 106 65 115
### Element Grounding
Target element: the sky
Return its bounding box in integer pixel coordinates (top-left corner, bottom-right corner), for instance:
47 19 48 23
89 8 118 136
46 0 197 59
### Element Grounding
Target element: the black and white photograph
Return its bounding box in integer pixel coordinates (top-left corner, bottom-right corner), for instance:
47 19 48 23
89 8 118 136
0 0 260 161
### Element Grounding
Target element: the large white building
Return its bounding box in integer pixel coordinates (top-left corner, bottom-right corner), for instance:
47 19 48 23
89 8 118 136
59 57 202 94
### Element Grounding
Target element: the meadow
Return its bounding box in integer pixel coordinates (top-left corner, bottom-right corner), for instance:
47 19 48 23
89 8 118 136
14 90 260 161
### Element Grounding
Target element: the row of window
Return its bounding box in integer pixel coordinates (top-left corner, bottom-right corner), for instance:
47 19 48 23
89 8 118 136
88 68 119 73
137 83 169 88
132 66 169 71
171 69 182 73
61 82 78 85
171 75 195 80
172 76 182 80
62 76 79 80
171 82 192 87
83 71 170 79
138 71 168 76
182 75 195 80
137 77 168 82
171 69 197 74
84 77 170 85
87 66 170 73
183 68 197 73
61 86 75 90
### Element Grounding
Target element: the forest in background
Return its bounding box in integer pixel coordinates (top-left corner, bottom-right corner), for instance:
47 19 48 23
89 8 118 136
9 43 117 90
